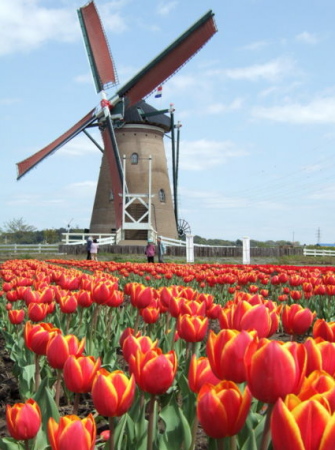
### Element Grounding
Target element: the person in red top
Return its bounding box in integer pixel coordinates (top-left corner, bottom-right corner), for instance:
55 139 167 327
145 239 156 263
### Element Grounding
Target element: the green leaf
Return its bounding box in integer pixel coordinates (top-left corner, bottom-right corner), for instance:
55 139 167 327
158 395 192 450
18 364 35 399
114 414 128 450
0 438 23 450
33 377 60 450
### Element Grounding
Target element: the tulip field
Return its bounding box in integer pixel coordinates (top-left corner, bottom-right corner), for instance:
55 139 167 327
2 259 335 449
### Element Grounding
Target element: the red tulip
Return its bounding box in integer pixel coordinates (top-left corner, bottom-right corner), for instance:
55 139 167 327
24 321 61 355
46 334 85 370
130 285 156 309
28 302 49 322
122 334 157 363
119 327 141 348
271 396 335 450
313 319 335 342
91 280 118 305
207 329 257 383
176 314 208 343
179 299 207 316
129 348 177 395
91 369 135 417
304 337 335 376
245 339 307 403
63 355 101 393
197 380 251 439
48 414 96 450
8 309 25 325
59 294 78 314
6 398 41 441
298 370 335 412
105 290 124 307
188 355 220 393
77 290 93 308
219 300 279 338
281 304 316 336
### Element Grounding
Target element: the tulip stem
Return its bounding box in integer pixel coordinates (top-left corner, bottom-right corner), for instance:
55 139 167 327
229 435 237 450
34 354 40 392
24 440 30 450
73 392 80 415
189 415 198 450
217 438 225 450
108 416 115 450
55 369 62 407
260 403 274 450
147 395 156 450
134 309 141 334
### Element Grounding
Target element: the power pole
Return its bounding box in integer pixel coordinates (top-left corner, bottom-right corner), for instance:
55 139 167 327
316 227 321 245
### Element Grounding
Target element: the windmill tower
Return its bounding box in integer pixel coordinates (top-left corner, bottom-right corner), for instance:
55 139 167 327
16 1 217 241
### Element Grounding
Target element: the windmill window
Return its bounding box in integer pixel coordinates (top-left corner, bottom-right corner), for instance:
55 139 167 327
159 189 166 203
109 190 114 201
131 153 139 164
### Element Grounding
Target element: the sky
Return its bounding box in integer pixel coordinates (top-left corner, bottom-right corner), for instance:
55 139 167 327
1 0 335 245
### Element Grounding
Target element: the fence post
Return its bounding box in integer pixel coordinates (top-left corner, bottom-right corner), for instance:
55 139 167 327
242 236 250 264
186 234 194 263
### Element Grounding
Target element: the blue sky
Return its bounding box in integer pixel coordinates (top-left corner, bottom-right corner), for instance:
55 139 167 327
1 0 335 245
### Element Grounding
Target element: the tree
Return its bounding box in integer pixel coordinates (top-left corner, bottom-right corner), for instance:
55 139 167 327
43 229 59 244
1 218 37 244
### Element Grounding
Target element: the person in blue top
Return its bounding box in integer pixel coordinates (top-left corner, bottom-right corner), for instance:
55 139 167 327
157 236 166 263
86 237 93 260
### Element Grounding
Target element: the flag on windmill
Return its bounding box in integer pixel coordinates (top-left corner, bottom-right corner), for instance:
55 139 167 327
155 85 163 98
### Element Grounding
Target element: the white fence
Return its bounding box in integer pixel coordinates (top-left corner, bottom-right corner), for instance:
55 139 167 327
61 233 116 246
303 248 335 257
0 244 60 255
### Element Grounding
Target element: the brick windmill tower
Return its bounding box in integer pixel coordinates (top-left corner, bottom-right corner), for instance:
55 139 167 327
16 1 217 241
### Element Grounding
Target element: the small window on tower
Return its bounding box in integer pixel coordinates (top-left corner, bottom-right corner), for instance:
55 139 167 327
159 189 166 203
109 190 114 201
131 153 139 164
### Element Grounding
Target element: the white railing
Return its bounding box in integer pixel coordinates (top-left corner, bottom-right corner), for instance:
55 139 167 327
62 233 116 246
0 244 60 254
303 248 335 257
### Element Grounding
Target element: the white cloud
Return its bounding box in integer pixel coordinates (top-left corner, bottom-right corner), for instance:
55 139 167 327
240 40 270 51
0 98 21 105
0 0 128 56
252 96 335 124
222 57 297 82
156 1 178 16
0 0 78 55
296 31 320 45
64 180 97 195
205 98 244 114
178 139 248 171
309 184 335 200
57 134 103 157
180 187 288 211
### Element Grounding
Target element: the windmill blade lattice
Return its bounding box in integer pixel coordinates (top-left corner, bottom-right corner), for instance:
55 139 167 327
117 10 217 107
78 1 118 93
16 109 96 179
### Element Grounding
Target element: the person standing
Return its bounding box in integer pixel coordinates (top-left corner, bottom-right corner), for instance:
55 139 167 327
145 239 156 263
157 236 166 263
90 239 99 261
86 237 93 260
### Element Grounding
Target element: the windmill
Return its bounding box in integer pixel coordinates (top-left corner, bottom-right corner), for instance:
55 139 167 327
16 1 217 241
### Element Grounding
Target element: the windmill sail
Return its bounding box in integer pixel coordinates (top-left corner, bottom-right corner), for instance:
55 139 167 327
77 1 118 92
16 110 96 179
117 10 217 107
